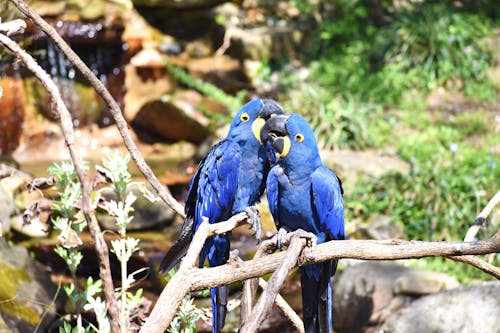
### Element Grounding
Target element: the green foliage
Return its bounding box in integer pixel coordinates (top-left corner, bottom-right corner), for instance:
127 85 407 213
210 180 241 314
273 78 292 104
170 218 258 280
308 2 496 105
385 3 494 96
282 83 392 150
165 62 246 116
48 153 146 332
347 139 499 242
168 296 200 333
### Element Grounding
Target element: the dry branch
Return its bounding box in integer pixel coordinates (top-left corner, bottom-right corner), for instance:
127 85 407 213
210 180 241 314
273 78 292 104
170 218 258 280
0 30 121 332
464 190 500 242
0 18 25 36
189 236 499 291
139 213 249 333
240 236 306 333
8 0 186 218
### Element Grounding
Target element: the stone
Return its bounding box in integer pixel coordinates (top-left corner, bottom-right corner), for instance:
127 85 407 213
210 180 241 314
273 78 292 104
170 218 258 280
0 238 62 332
131 90 211 144
321 149 409 180
393 270 459 296
377 281 500 333
131 0 226 9
124 48 173 122
333 261 459 332
98 182 176 231
223 24 312 62
0 76 26 157
354 215 405 240
10 215 49 238
0 183 15 236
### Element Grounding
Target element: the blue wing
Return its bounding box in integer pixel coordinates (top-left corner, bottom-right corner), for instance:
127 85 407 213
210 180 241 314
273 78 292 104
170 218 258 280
194 140 241 231
266 165 280 229
311 166 345 241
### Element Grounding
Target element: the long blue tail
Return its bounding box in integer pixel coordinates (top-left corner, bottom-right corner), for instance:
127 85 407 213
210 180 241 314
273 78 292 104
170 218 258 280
210 286 228 333
301 260 336 333
207 235 230 333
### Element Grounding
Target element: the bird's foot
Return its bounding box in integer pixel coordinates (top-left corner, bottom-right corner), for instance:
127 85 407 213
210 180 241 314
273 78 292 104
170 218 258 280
287 229 317 261
277 227 288 251
245 206 262 243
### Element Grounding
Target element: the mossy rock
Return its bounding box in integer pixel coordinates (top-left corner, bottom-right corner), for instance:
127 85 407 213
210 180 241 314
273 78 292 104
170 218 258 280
0 239 62 332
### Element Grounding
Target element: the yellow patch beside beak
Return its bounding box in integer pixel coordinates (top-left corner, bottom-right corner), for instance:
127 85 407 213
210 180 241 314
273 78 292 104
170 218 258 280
280 135 291 158
252 117 266 142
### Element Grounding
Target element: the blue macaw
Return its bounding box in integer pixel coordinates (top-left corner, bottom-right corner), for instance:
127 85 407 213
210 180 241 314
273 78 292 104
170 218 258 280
159 98 285 333
260 114 345 333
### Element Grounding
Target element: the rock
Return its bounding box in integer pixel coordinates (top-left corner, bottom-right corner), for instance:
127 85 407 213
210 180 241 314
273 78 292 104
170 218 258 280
333 262 459 332
98 182 176 231
10 215 49 238
132 0 226 9
354 215 405 240
0 183 15 236
124 47 173 122
131 90 211 144
224 24 312 62
0 238 62 332
172 55 251 94
0 76 26 157
377 281 500 333
322 149 409 179
393 270 459 296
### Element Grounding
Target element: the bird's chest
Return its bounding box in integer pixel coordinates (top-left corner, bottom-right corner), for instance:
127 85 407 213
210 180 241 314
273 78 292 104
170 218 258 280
232 151 266 213
277 175 318 234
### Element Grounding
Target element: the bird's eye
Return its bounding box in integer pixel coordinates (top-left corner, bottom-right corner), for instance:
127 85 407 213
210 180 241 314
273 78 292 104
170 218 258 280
240 112 250 122
294 133 304 142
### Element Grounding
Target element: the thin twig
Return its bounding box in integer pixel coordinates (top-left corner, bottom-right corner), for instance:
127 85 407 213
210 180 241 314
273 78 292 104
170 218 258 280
0 18 25 36
8 0 186 218
464 190 500 242
0 31 121 333
240 236 306 333
449 255 500 279
258 274 305 333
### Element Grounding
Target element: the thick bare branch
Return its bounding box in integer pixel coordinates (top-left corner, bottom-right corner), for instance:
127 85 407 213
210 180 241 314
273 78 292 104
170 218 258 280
240 236 306 333
8 0 186 218
190 237 500 291
0 32 120 333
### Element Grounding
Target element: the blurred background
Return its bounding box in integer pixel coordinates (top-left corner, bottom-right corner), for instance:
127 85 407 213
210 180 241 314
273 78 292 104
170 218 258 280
0 0 499 332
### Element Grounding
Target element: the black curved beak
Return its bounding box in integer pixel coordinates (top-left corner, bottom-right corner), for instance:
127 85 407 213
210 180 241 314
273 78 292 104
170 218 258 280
259 99 285 120
260 114 289 143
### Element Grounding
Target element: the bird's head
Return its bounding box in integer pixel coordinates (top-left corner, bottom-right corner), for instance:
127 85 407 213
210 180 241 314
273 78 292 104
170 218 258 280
260 113 320 166
228 98 285 143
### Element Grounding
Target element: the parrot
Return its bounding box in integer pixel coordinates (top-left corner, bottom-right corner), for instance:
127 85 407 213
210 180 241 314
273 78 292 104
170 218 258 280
260 113 345 333
159 98 285 333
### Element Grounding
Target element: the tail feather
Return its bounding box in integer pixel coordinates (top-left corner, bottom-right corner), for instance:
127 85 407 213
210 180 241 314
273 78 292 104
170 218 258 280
302 260 336 333
159 218 194 274
211 285 228 333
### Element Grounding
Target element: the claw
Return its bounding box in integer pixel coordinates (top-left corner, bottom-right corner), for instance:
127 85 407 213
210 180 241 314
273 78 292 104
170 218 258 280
287 229 317 260
277 228 288 250
245 206 262 243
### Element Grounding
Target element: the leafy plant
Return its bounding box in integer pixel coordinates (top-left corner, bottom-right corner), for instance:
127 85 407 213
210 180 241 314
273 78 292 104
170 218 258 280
165 62 246 117
49 153 146 332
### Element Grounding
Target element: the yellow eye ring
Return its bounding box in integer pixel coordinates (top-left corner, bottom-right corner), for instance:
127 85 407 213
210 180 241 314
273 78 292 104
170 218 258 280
294 133 304 143
240 112 250 122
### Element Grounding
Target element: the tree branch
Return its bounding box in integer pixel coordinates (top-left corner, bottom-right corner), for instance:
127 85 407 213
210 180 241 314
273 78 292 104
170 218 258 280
240 236 306 333
464 190 500 242
8 0 186 218
189 236 499 291
0 30 121 333
139 213 249 333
